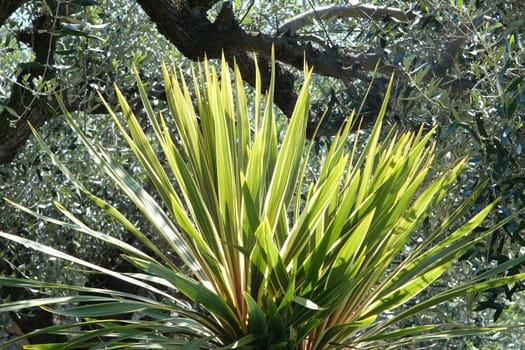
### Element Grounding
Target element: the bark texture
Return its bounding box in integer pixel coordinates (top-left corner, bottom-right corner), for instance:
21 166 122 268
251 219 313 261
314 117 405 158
0 0 28 26
0 6 59 163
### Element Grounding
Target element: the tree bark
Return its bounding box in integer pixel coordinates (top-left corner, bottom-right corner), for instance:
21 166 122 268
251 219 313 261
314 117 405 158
135 0 474 137
136 0 474 91
0 11 59 164
0 0 28 26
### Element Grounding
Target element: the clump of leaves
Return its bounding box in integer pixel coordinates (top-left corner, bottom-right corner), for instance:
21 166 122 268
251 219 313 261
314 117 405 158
1 56 525 349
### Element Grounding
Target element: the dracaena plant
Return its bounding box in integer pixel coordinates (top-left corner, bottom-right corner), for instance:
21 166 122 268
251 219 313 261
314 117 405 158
1 56 524 349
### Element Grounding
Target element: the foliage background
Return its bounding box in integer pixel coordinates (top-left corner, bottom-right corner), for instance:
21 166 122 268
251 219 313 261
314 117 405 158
1 0 525 348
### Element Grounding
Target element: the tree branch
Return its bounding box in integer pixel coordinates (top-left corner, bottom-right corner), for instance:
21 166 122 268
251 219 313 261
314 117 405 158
0 0 28 26
138 0 474 95
0 6 59 164
279 4 418 35
240 31 474 92
224 51 298 117
133 0 477 140
0 0 481 163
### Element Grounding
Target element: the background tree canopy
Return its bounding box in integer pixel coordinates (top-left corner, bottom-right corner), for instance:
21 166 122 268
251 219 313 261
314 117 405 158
1 0 524 347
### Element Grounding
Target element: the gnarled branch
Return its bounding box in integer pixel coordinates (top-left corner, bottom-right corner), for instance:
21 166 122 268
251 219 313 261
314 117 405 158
279 3 418 35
